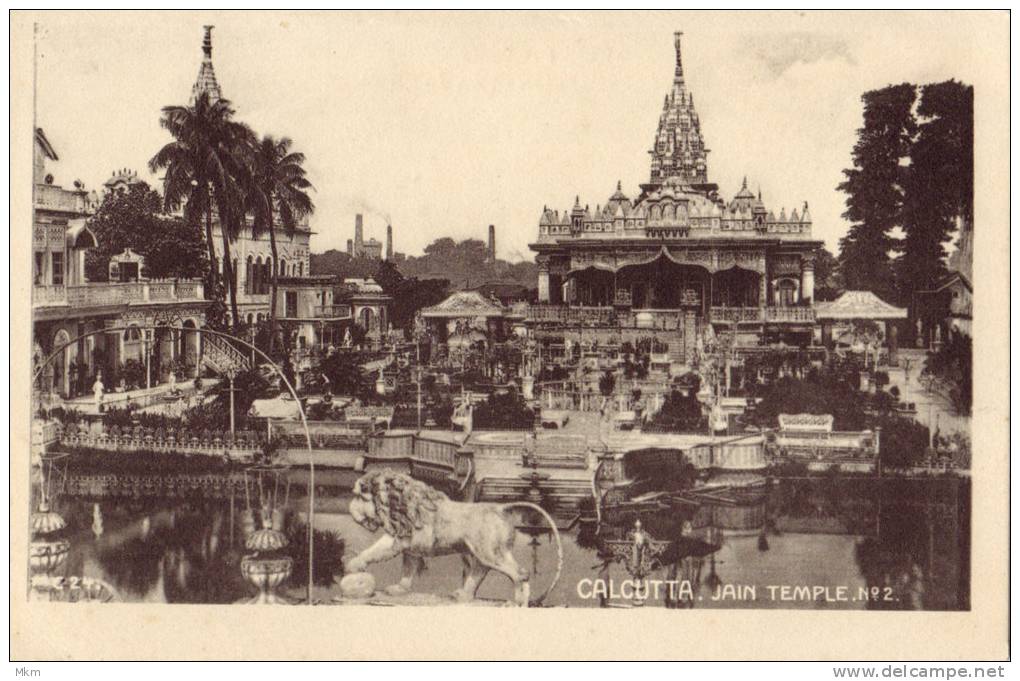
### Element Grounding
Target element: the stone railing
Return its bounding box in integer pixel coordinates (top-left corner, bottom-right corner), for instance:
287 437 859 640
311 304 352 318
64 473 245 500
768 428 879 462
524 305 616 326
270 419 371 450
710 306 764 323
707 306 816 324
367 431 460 470
56 424 264 460
33 280 205 308
35 183 88 213
765 306 816 323
200 334 250 375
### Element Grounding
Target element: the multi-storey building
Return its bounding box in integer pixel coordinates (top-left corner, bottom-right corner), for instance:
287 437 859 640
528 32 822 360
31 130 208 400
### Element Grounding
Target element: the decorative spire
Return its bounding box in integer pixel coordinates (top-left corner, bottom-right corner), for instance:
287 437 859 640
674 31 684 83
617 180 622 191
190 25 223 104
742 176 748 190
649 31 707 185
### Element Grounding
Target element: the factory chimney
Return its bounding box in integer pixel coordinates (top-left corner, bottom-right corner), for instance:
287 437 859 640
386 224 393 261
346 239 353 256
488 224 496 262
354 214 365 257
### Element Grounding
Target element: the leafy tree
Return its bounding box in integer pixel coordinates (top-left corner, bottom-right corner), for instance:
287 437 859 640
150 91 254 327
472 389 536 430
317 351 370 398
250 135 315 353
923 329 972 415
598 370 616 396
648 390 706 433
812 247 842 302
837 84 916 303
84 182 208 282
898 81 973 297
750 371 867 431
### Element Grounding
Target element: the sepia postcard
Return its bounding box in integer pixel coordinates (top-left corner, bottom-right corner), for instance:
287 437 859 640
9 10 1010 661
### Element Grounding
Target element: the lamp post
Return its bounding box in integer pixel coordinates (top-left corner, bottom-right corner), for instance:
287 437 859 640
416 341 422 430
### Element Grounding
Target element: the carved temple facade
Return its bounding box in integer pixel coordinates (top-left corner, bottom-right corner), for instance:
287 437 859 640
528 32 822 352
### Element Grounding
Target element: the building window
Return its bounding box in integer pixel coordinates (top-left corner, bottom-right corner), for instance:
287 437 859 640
34 252 44 285
285 291 298 318
776 279 797 307
51 252 64 286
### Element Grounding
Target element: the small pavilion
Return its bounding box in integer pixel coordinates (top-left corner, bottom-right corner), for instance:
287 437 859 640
815 290 907 354
420 290 510 348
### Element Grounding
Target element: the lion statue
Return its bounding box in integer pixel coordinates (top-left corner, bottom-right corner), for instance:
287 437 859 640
346 471 562 606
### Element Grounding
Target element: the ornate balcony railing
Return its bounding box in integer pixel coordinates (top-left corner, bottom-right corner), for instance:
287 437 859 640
311 304 352 318
764 307 816 323
33 279 205 308
709 307 764 323
34 183 89 214
709 307 816 324
525 305 616 326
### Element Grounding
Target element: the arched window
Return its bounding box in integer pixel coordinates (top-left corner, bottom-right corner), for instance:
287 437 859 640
255 257 264 295
279 258 286 277
360 307 374 332
776 279 798 307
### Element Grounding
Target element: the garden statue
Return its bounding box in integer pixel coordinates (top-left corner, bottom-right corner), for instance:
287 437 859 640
168 369 178 394
343 327 353 348
343 472 562 606
91 503 104 538
117 377 127 393
916 318 924 348
92 372 105 412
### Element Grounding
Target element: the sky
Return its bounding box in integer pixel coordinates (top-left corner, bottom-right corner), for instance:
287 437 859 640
31 11 990 260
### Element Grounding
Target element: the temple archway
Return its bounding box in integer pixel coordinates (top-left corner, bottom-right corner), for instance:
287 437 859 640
617 254 710 312
711 266 761 308
567 266 616 306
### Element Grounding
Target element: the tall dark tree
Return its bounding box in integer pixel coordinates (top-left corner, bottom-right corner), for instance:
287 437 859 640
837 84 917 303
812 247 842 302
150 92 252 328
898 81 973 296
250 135 315 352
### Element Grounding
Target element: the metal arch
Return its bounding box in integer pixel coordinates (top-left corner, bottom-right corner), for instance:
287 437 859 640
30 324 319 606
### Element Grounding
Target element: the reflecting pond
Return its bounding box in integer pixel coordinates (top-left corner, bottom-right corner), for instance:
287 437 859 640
34 474 969 609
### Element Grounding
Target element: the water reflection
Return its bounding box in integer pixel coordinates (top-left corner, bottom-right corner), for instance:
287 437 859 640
41 474 969 609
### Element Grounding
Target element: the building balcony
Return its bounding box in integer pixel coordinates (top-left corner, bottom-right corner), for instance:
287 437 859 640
314 304 352 318
34 183 90 214
33 279 205 309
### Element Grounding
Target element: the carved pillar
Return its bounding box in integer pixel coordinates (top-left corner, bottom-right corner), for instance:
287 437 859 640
801 255 815 305
759 273 768 311
537 258 550 303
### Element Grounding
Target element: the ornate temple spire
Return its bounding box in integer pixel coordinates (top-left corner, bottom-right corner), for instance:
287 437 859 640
190 25 223 105
674 31 685 84
649 31 708 185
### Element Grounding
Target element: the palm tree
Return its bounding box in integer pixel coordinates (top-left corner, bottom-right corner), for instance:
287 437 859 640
249 135 314 353
150 92 252 327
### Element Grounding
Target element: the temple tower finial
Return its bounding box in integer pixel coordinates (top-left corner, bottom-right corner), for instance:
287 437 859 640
202 25 214 58
674 30 684 82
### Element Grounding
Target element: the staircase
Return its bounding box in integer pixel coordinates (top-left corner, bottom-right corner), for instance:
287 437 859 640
201 334 251 376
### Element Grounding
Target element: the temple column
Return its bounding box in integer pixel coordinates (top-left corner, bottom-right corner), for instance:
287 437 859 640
801 256 815 305
537 258 550 303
